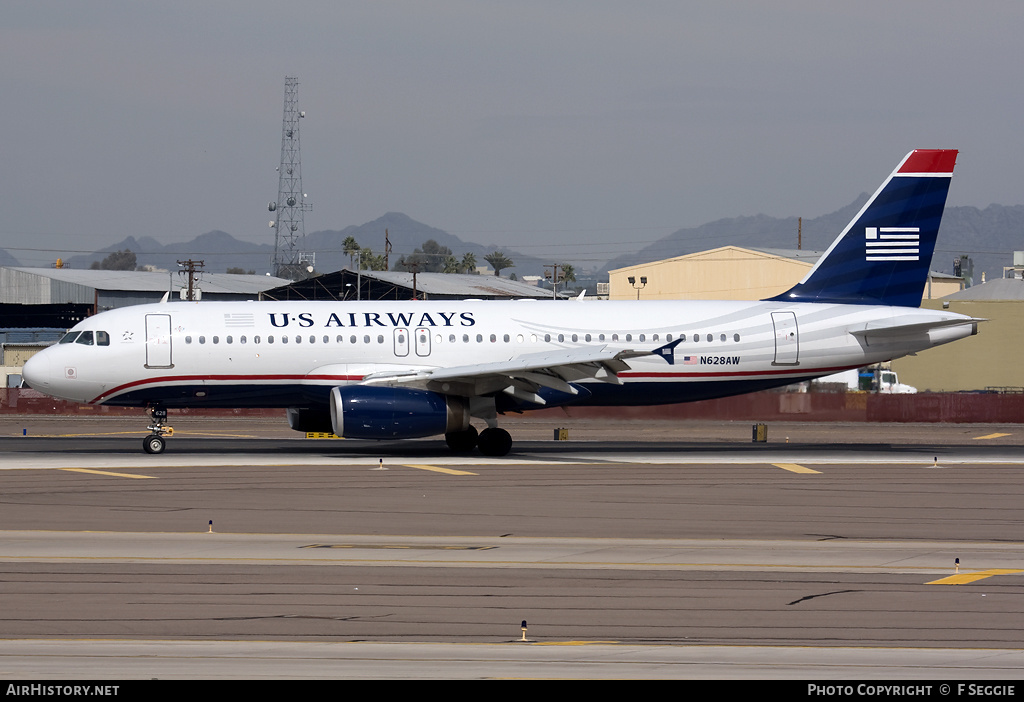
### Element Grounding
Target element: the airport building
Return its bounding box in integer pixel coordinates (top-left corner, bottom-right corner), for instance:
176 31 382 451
892 278 1024 392
260 269 552 301
608 246 964 302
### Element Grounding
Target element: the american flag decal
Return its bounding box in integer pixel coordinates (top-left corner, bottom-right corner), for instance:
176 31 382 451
865 226 920 261
682 356 698 365
224 313 255 327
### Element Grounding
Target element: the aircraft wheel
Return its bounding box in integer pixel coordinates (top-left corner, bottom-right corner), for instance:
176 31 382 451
478 427 512 457
445 426 479 453
143 434 166 455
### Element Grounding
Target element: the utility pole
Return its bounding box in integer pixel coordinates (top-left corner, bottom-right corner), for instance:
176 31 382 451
177 259 205 301
268 76 313 280
544 264 564 300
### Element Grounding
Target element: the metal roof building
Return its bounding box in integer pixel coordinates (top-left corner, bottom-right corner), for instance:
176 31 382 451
0 267 292 313
260 269 553 301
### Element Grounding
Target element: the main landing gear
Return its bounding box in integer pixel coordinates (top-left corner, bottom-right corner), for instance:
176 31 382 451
444 426 513 457
142 406 173 454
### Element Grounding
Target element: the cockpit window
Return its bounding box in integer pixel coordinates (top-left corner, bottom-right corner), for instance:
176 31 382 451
96 331 110 346
59 332 80 344
75 331 94 346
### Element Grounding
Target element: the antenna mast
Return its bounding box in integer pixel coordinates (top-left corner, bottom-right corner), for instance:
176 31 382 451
269 76 313 279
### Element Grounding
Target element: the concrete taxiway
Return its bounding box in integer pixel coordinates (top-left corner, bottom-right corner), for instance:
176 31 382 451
0 415 1022 678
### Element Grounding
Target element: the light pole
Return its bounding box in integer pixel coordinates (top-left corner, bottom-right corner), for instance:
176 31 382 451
628 275 647 300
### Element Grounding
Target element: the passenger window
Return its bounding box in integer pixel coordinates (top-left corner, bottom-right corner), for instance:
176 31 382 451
199 336 206 344
184 336 192 344
734 334 740 342
213 336 219 344
267 336 274 344
226 336 233 344
707 334 713 342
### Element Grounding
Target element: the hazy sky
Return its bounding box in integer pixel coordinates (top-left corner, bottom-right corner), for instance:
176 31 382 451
2 2 1022 269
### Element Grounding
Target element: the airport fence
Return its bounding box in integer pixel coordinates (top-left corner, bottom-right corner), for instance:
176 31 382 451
2 388 1022 423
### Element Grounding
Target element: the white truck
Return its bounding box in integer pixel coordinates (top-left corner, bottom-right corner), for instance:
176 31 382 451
815 367 917 394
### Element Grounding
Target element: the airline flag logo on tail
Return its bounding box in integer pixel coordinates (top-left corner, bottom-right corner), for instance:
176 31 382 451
865 227 920 262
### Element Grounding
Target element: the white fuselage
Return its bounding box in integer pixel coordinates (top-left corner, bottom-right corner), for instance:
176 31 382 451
23 298 974 409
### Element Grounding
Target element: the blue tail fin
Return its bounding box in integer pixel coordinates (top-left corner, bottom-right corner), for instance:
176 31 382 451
769 149 958 307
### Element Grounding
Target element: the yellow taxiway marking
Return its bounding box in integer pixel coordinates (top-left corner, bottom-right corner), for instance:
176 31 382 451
59 468 157 480
33 431 262 439
973 432 1011 440
772 463 821 474
927 569 1023 585
404 464 478 476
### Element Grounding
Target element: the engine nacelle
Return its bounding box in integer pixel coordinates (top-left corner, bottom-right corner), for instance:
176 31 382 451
330 386 470 440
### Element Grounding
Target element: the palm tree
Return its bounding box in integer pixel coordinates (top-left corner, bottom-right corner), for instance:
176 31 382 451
483 251 514 277
343 236 361 268
460 252 477 274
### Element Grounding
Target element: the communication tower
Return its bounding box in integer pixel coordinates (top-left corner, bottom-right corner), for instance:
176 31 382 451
268 76 313 279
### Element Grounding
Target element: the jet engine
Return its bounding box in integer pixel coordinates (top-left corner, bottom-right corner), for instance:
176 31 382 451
330 386 470 440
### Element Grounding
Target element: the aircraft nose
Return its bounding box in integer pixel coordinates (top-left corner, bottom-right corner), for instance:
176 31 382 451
21 351 51 391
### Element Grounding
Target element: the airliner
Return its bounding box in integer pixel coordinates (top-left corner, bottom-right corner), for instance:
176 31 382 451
22 149 978 456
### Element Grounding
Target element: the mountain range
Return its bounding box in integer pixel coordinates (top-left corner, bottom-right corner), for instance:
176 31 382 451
5 202 1023 283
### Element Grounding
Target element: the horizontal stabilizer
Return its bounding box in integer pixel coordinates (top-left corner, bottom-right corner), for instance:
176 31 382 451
849 315 983 338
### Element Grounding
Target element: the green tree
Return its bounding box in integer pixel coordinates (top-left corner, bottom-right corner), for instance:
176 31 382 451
343 236 361 268
442 254 461 274
90 249 137 271
483 251 514 277
359 247 388 271
460 252 477 274
394 239 453 273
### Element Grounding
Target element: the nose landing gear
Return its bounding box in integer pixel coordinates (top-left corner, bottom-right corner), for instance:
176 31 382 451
143 406 173 454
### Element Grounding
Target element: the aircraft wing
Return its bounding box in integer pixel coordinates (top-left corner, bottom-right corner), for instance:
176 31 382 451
359 345 656 405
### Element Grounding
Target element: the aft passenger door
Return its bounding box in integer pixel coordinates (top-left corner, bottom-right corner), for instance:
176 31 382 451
771 311 799 366
145 314 173 368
